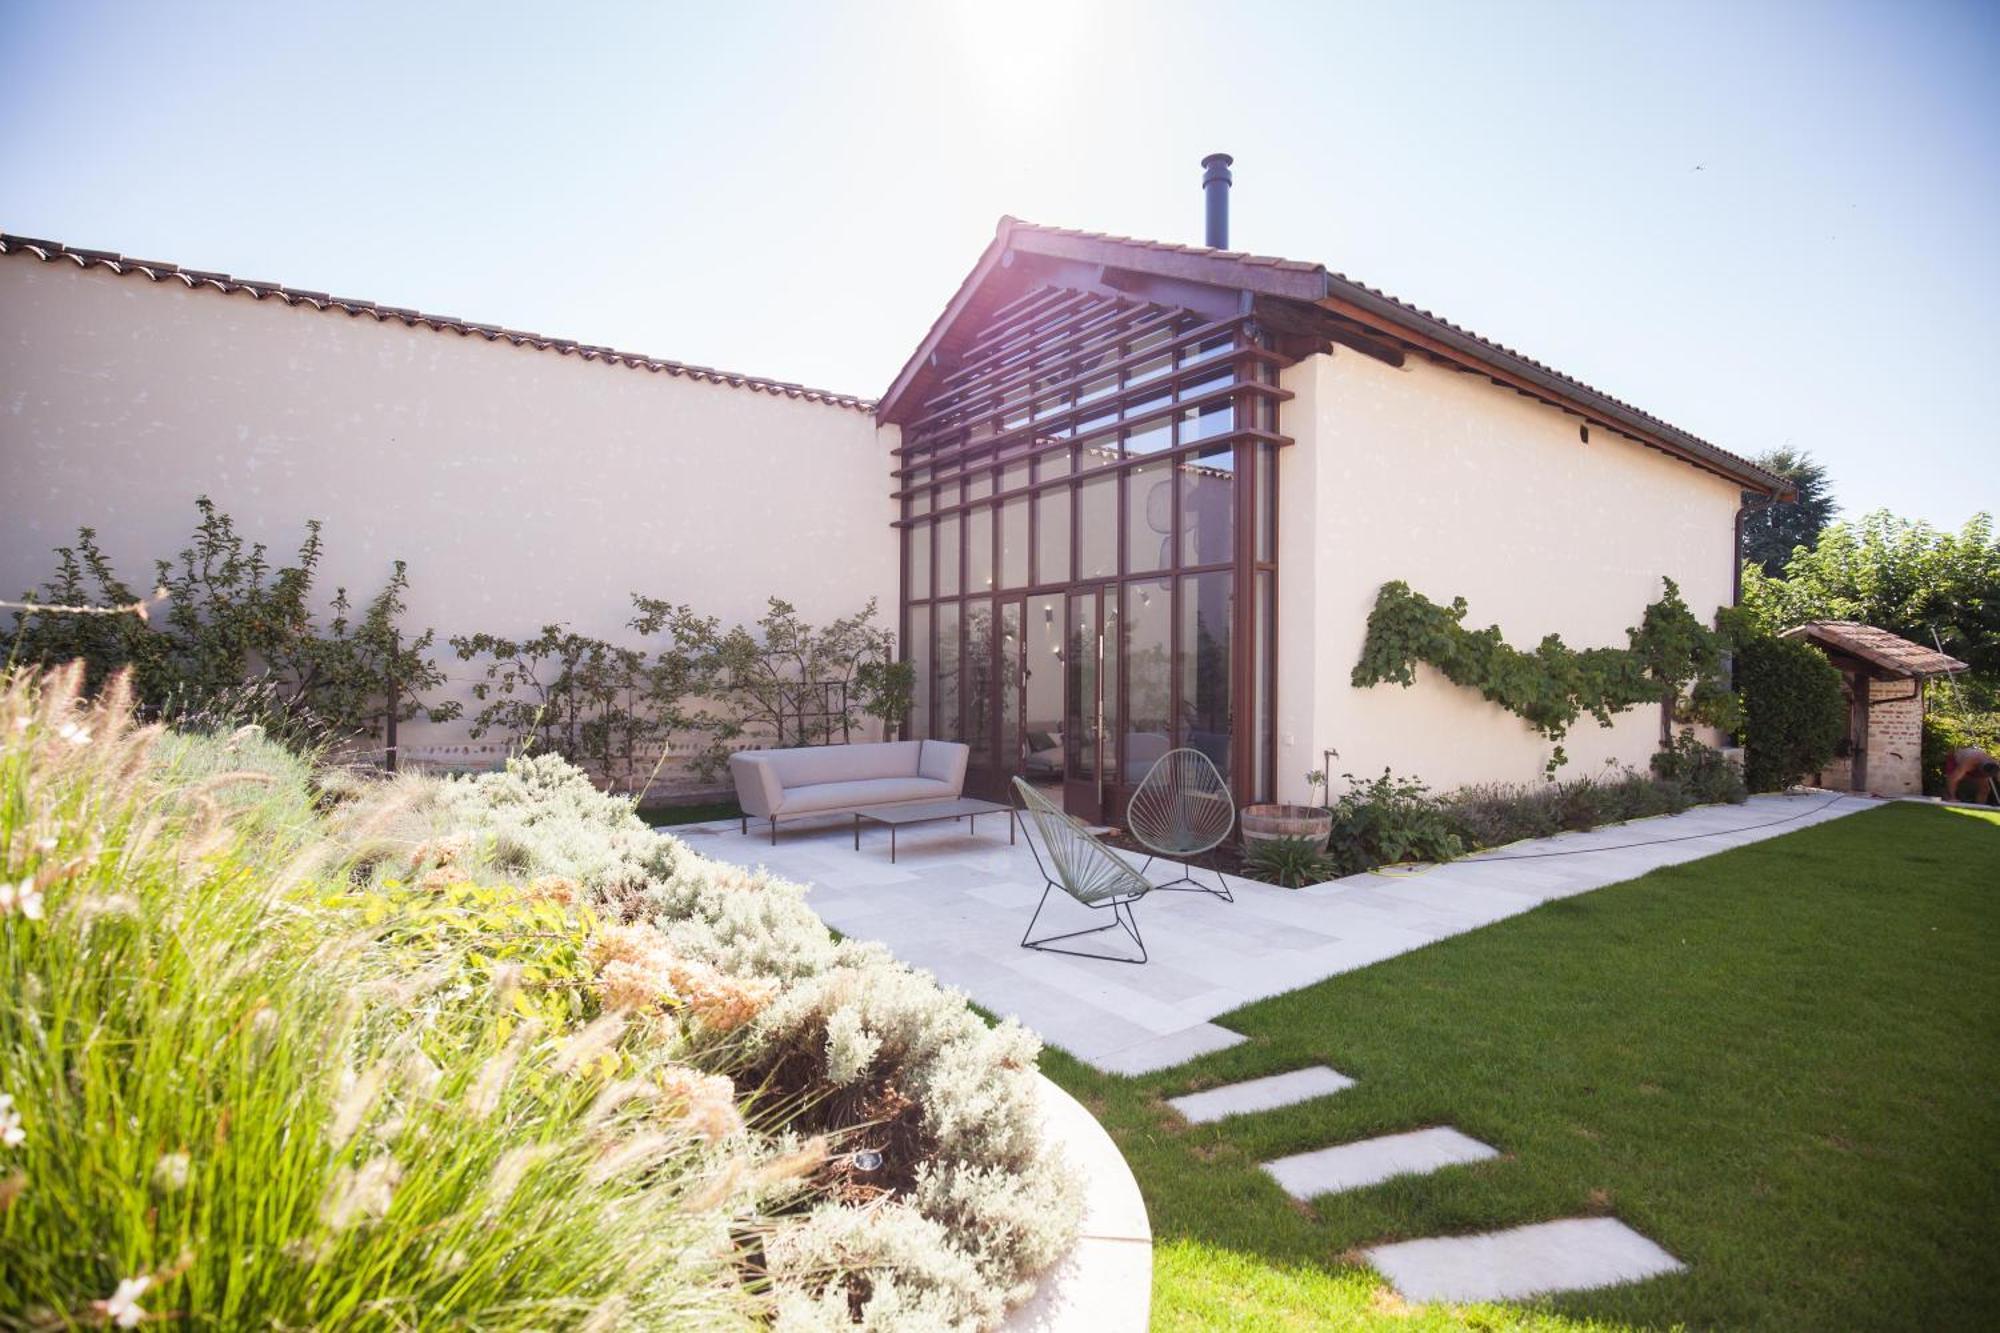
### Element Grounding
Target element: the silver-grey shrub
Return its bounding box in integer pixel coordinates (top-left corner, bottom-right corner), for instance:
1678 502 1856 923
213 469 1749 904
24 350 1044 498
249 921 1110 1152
368 753 1081 1330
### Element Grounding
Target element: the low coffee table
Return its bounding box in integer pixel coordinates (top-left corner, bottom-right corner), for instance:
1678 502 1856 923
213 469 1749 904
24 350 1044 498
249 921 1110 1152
853 797 1016 863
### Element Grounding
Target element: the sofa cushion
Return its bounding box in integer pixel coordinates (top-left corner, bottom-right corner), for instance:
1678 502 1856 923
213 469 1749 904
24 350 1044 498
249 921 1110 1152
918 739 969 789
761 741 923 788
776 776 957 815
728 753 786 818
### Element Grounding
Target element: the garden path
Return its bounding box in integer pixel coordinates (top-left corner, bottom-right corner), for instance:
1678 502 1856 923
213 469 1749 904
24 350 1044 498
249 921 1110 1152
676 791 1872 1076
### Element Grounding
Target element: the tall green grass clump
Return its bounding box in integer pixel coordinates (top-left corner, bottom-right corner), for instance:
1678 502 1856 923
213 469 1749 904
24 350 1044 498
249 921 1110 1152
0 665 776 1330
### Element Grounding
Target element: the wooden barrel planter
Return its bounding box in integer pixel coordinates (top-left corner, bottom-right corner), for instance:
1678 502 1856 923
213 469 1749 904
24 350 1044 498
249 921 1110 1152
1239 803 1334 848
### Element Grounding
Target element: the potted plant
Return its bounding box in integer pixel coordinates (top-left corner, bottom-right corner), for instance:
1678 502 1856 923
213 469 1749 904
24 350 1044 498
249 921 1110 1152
1241 760 1336 848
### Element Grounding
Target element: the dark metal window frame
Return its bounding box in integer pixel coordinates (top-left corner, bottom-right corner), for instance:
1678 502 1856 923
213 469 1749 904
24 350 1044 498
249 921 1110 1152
898 283 1290 811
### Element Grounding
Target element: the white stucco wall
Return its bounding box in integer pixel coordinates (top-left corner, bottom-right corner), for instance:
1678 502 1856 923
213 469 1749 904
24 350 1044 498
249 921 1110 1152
1274 347 1743 799
0 253 896 759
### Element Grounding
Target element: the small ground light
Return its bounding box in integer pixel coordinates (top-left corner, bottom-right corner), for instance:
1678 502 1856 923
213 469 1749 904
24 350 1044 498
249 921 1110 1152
851 1149 884 1173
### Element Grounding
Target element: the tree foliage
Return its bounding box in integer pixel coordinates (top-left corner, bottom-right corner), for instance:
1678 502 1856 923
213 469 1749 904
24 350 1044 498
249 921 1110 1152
1740 447 1839 576
2 497 453 742
451 596 913 787
450 602 714 794
666 597 913 774
1739 510 2000 678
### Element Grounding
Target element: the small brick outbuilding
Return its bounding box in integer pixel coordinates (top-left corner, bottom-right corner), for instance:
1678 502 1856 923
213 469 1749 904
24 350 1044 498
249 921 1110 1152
1780 621 1968 797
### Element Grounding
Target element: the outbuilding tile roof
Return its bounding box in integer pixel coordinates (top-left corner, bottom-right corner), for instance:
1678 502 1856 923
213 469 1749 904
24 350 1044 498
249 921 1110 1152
0 232 874 412
1782 620 1968 677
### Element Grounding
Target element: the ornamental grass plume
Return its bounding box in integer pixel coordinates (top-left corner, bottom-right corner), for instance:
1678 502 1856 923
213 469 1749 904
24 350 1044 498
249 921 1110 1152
657 1065 745 1143
0 666 764 1330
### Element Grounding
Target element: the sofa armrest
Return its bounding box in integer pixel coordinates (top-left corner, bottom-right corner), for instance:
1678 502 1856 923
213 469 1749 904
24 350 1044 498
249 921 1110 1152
728 753 785 818
918 740 969 794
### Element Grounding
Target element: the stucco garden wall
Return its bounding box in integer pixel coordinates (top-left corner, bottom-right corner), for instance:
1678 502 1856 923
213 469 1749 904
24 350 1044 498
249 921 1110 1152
0 253 896 764
1274 348 1743 800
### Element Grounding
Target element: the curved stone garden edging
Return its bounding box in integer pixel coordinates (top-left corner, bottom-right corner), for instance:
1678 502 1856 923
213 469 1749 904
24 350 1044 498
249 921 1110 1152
1002 1073 1152 1332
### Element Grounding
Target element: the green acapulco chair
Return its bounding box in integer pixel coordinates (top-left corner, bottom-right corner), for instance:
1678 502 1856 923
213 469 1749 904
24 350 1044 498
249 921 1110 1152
1125 747 1236 902
1012 776 1151 964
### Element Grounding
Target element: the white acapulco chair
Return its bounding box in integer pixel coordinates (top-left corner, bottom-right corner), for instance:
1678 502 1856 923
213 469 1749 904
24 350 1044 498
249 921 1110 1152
1012 777 1152 965
1125 747 1236 902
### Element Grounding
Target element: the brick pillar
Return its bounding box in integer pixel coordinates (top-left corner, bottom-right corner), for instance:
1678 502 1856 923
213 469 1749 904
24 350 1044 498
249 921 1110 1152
1864 678 1924 796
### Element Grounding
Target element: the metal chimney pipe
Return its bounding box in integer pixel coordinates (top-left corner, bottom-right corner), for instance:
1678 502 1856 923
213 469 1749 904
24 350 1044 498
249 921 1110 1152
1201 153 1233 248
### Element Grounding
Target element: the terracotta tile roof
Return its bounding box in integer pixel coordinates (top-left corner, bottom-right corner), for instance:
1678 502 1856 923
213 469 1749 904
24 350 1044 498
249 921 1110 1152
992 220 1791 496
0 232 873 412
1781 621 1969 677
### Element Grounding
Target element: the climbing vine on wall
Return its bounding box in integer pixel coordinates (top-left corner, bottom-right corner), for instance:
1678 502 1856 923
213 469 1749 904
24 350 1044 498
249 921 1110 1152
1351 579 1738 772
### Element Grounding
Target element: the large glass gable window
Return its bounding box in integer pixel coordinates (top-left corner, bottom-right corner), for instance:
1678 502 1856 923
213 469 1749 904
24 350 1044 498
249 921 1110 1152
895 282 1286 812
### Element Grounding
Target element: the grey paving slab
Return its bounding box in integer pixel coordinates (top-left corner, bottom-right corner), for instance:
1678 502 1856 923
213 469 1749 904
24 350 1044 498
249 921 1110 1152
1093 1024 1246 1075
1262 1127 1499 1198
1169 1066 1356 1124
683 792 1875 1075
1365 1217 1685 1302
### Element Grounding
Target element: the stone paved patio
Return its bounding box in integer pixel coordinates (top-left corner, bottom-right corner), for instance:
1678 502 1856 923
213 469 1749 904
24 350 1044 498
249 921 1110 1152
675 791 1872 1075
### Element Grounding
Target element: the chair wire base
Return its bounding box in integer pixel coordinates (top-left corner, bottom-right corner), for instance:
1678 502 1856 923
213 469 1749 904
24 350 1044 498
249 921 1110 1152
1136 855 1235 903
1020 884 1148 965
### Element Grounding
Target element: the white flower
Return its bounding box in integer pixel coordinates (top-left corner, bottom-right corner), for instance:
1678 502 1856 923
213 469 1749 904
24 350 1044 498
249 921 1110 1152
0 878 43 921
0 1093 24 1148
98 1274 150 1329
152 1151 191 1191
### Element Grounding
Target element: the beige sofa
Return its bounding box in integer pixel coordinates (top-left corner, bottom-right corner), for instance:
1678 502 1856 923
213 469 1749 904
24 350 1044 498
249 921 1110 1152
729 740 970 843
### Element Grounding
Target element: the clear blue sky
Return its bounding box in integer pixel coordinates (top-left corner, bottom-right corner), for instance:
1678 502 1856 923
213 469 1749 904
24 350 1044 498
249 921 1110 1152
3 0 1994 527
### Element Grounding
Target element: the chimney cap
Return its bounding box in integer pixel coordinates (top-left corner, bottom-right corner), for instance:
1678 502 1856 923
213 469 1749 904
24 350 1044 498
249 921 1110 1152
1201 152 1234 177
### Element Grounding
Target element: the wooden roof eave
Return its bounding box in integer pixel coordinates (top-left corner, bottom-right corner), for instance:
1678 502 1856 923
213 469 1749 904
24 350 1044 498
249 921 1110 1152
881 219 1796 500
879 227 1016 426
878 218 1315 425
1307 282 1793 498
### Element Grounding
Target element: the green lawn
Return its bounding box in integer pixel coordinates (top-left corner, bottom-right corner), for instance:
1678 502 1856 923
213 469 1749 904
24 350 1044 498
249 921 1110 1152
1037 804 2000 1331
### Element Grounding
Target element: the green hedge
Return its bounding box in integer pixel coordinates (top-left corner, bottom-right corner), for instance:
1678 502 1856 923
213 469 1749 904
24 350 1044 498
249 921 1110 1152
1736 634 1847 792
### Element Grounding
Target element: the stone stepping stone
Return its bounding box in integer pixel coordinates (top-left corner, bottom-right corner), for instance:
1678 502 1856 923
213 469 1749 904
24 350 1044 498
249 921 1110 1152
1365 1216 1684 1302
1262 1126 1498 1199
1168 1066 1356 1124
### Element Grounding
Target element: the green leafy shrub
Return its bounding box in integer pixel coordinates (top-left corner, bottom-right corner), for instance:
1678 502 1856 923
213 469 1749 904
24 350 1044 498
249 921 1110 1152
1323 769 1464 876
0 666 766 1331
450 610 705 793
335 877 604 1047
1243 836 1343 888
1439 744 1741 852
1925 703 2000 800
1734 632 1847 792
1650 731 1749 805
1 497 454 744
1438 782 1564 848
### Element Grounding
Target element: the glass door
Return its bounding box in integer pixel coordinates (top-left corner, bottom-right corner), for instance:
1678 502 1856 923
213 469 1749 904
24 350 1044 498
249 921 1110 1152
1063 586 1120 822
964 596 1027 802
1021 594 1066 808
